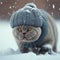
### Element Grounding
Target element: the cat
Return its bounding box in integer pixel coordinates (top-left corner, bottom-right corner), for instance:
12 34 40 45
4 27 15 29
10 3 58 55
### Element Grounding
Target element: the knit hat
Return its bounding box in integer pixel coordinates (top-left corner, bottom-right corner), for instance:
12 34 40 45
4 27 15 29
10 3 48 49
10 3 44 28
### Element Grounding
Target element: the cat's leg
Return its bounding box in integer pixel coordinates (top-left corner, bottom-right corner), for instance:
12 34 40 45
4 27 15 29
31 39 54 55
39 39 56 54
32 44 53 55
40 44 52 54
20 47 29 53
32 47 41 55
18 42 29 53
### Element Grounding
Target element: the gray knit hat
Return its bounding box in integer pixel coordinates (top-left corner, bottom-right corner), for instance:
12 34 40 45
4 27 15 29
10 3 45 28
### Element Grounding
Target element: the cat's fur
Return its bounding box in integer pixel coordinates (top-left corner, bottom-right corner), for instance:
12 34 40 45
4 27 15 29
11 3 58 55
12 11 58 55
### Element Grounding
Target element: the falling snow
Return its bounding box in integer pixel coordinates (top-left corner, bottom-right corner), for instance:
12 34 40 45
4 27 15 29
0 2 3 5
49 4 51 6
52 4 55 9
51 12 54 16
15 2 17 4
12 6 15 8
9 6 12 9
8 12 11 16
59 8 60 10
47 0 49 2
0 0 60 19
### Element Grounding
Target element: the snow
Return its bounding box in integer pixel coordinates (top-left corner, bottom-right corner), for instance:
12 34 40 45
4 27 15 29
59 8 60 11
0 20 60 60
52 4 55 9
9 6 12 9
51 12 54 16
49 4 51 6
12 6 15 8
0 2 3 5
0 52 60 60
47 0 49 2
15 2 17 4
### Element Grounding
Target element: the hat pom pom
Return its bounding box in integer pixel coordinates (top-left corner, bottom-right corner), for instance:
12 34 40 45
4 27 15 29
25 3 37 8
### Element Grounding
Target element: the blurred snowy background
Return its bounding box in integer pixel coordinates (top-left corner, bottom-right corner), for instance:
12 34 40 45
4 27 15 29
0 0 60 60
0 0 60 19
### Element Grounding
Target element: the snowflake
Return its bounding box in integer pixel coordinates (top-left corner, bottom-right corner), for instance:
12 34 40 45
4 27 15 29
52 4 55 9
12 6 15 8
47 0 49 2
59 8 60 10
15 2 17 4
51 12 54 16
8 12 11 15
49 4 51 6
0 2 3 5
9 6 12 9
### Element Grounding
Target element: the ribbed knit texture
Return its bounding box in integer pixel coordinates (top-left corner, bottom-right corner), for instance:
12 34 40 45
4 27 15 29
10 3 43 28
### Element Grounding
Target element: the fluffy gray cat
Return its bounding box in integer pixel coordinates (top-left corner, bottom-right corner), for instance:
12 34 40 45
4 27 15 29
10 3 58 55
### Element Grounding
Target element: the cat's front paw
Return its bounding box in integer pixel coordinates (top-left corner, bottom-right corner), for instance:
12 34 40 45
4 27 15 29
20 47 29 53
32 47 41 55
40 44 52 54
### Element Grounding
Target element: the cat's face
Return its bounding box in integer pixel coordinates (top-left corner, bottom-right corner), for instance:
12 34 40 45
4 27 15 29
12 26 42 42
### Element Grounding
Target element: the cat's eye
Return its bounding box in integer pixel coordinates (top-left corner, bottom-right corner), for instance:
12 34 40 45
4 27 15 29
28 27 32 31
19 28 22 32
17 27 22 32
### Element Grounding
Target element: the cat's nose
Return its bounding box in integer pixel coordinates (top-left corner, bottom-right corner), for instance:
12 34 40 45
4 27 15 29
23 33 26 38
22 30 27 35
23 33 26 35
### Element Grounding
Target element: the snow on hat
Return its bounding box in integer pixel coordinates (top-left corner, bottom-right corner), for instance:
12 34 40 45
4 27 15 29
10 3 44 28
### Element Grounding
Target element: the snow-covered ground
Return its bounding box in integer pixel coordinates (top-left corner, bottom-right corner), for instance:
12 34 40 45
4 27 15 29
0 20 60 60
